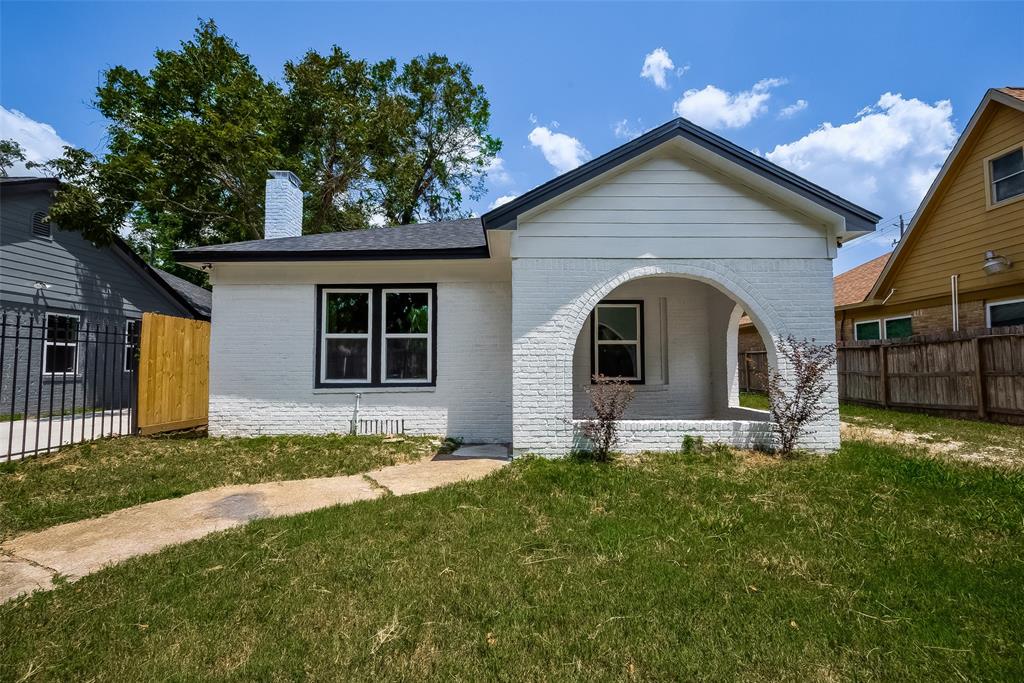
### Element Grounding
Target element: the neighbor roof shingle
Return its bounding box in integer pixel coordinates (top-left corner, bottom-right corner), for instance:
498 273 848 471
997 87 1024 103
833 251 891 307
152 268 213 319
740 251 891 326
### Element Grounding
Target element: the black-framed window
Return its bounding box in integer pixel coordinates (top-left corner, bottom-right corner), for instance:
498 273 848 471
591 300 644 383
44 313 79 375
315 284 436 387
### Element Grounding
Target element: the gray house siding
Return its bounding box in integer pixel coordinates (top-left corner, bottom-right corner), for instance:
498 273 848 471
0 182 195 419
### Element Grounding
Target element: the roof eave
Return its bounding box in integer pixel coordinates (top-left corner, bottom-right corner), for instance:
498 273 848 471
174 245 491 264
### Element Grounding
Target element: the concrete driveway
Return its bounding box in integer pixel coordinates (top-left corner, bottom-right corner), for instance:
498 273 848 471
0 409 133 460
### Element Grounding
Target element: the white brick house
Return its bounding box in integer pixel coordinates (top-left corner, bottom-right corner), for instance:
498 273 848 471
176 119 879 455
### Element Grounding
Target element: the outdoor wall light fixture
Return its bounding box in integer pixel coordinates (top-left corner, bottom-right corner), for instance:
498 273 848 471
32 281 51 290
982 250 1012 276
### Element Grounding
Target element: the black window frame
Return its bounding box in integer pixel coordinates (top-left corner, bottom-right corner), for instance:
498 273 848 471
314 283 437 388
590 299 645 384
43 312 80 375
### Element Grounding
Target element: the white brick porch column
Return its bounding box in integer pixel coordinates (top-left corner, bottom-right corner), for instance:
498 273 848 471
511 257 838 456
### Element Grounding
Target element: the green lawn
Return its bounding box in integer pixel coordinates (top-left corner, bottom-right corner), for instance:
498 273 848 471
740 391 1024 458
3 441 1023 680
0 433 441 539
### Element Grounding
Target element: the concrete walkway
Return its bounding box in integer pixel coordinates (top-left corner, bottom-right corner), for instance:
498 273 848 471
0 445 509 603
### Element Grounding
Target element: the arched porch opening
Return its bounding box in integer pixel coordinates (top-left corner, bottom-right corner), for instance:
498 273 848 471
566 271 779 453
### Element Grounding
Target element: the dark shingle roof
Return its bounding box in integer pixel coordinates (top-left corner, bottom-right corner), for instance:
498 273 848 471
174 218 487 263
152 268 213 319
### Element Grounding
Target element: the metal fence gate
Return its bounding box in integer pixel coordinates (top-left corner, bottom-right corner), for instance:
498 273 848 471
0 312 139 461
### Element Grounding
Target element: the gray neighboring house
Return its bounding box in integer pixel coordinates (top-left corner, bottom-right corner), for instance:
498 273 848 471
1 176 211 417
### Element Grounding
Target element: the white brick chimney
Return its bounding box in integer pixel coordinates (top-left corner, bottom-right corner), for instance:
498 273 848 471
264 170 302 239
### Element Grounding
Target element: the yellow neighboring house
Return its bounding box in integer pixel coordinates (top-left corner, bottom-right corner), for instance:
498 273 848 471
740 87 1024 351
838 87 1024 341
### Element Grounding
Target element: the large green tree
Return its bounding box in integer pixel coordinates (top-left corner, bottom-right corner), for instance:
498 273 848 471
40 19 500 280
374 54 501 226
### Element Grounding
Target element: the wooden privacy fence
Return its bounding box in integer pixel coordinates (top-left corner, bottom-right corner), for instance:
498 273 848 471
739 328 1024 423
137 312 210 435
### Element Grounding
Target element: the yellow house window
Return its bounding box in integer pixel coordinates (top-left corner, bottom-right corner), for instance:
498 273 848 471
987 145 1024 206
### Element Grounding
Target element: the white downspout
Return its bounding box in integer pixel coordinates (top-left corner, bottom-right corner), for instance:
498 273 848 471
950 274 960 332
350 393 361 435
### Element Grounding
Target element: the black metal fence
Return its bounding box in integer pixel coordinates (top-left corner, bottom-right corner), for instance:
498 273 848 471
0 312 139 461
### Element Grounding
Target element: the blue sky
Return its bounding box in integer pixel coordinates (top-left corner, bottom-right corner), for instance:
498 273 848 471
2 2 1021 273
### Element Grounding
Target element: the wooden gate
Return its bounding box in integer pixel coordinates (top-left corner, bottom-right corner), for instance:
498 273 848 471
137 312 210 435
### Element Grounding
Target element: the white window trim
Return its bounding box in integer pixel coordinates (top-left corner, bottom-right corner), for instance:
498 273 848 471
986 297 1024 328
43 312 80 375
380 288 432 384
593 302 642 381
984 143 1024 210
123 319 140 372
883 315 913 339
853 318 881 341
320 288 373 384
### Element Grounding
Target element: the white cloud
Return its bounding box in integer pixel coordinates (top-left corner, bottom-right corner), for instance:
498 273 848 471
489 194 518 209
0 106 72 176
765 92 957 220
528 126 591 174
640 48 675 89
778 99 808 119
673 77 787 129
612 118 645 140
485 156 511 184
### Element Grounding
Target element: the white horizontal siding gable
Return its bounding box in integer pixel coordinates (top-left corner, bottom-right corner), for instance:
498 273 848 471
513 146 833 259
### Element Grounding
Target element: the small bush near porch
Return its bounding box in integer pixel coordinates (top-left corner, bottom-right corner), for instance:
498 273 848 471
3 439 1023 680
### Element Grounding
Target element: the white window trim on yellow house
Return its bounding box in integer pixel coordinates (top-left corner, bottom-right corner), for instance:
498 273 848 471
983 142 1024 210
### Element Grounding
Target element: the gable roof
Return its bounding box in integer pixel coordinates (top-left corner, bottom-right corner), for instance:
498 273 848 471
1 175 212 319
867 87 1024 300
834 252 891 308
152 268 213 319
175 218 488 263
481 117 881 233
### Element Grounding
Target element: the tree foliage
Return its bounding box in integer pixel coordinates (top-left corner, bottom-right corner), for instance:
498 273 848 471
35 19 500 282
0 139 27 176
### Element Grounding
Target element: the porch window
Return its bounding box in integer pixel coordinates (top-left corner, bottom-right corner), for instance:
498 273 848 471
316 285 436 387
44 313 79 375
592 301 644 382
987 298 1024 328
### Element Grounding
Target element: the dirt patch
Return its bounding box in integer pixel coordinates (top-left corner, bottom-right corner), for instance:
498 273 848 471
841 422 1023 469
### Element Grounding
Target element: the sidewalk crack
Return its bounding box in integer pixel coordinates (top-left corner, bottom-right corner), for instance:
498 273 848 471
362 474 393 496
1 548 59 576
